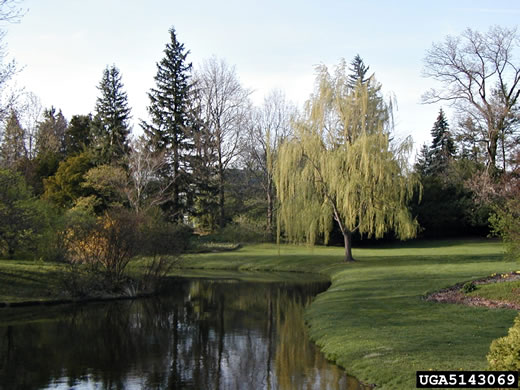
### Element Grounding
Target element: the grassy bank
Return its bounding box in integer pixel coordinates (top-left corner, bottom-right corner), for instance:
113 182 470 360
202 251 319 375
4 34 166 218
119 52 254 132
0 259 64 303
0 239 517 389
178 239 518 389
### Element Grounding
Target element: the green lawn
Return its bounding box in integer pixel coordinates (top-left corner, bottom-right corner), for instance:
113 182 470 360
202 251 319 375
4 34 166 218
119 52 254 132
0 239 517 389
0 259 65 303
178 239 519 389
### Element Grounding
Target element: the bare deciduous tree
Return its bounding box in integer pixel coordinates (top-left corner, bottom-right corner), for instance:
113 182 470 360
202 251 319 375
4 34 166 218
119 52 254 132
245 90 295 236
422 26 520 174
0 0 25 121
195 57 252 227
0 0 24 23
125 136 172 215
17 92 42 159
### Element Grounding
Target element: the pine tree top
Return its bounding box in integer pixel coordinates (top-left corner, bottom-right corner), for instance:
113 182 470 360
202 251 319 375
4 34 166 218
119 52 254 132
143 26 193 151
347 54 372 89
95 65 131 129
418 108 456 176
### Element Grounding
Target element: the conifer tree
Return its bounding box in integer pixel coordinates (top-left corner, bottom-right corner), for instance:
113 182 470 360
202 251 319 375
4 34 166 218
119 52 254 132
414 143 431 176
35 107 67 157
428 108 455 174
30 107 68 193
0 109 25 168
65 114 93 156
347 54 371 89
414 110 455 177
92 65 131 164
412 110 480 238
141 27 194 222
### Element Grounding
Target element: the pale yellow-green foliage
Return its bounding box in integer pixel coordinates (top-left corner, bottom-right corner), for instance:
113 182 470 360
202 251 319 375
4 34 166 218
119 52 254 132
275 63 419 245
487 313 520 371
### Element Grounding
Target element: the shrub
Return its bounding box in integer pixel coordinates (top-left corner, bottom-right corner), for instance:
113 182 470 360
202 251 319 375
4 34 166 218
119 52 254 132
488 314 520 370
60 262 110 298
138 213 192 257
64 208 140 286
490 198 520 262
461 281 477 294
207 215 269 244
0 169 45 258
136 211 192 292
62 206 192 296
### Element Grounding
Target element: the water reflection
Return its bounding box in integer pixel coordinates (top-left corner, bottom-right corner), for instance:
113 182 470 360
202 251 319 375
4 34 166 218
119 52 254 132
0 278 369 389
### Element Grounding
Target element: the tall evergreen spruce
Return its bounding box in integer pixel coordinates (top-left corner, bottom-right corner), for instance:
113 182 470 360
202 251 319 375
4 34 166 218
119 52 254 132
414 110 455 177
35 107 68 157
428 108 455 174
412 109 479 238
142 27 194 223
92 65 131 164
414 143 431 176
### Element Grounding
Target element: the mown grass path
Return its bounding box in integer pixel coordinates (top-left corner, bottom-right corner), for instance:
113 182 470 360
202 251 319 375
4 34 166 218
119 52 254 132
180 239 518 389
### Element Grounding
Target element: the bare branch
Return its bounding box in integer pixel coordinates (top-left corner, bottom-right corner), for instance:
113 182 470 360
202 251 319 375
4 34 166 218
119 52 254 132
423 26 520 172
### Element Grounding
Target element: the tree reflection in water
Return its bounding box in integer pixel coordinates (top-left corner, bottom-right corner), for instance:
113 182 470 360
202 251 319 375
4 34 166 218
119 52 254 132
0 278 371 389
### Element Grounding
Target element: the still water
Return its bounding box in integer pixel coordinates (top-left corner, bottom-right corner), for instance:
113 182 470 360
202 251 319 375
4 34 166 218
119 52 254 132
0 277 369 390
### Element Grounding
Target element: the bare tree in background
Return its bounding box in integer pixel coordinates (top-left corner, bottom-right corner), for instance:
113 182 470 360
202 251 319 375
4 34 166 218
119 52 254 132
18 92 42 159
0 0 25 121
0 0 24 22
245 90 295 237
125 136 171 215
195 57 252 227
422 26 520 175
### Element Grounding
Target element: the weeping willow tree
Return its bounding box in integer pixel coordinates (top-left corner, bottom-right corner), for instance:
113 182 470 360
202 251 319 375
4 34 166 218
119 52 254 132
275 60 419 262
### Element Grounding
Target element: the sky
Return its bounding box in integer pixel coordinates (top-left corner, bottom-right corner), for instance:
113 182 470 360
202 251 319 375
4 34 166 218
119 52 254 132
4 0 520 156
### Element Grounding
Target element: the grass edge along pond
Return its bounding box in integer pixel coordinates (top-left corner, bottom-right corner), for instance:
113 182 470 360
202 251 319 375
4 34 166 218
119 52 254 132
178 239 518 390
0 239 517 389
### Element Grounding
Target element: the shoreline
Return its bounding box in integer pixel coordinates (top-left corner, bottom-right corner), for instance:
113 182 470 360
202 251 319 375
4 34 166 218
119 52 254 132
1 239 516 389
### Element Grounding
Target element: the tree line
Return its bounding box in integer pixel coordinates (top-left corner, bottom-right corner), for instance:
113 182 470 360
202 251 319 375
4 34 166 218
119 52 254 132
0 21 519 265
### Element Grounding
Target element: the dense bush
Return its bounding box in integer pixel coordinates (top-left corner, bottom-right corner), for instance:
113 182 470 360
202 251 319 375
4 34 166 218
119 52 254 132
490 197 520 262
42 152 94 209
488 314 520 370
411 170 491 238
461 281 477 294
60 262 111 298
138 210 193 256
135 211 192 292
64 208 140 286
0 169 45 258
60 206 193 296
208 215 269 244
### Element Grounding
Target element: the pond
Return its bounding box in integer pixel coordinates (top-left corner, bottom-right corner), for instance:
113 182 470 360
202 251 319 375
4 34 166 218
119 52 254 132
0 275 370 389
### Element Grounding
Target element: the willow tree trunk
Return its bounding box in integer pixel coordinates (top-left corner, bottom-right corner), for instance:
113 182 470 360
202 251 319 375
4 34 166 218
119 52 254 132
332 204 355 262
342 230 355 262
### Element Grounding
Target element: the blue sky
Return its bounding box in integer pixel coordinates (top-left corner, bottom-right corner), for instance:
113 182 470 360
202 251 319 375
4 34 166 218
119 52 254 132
5 0 520 153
